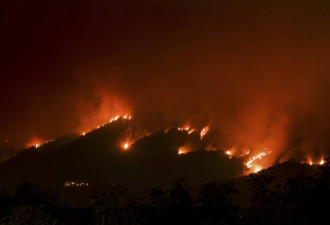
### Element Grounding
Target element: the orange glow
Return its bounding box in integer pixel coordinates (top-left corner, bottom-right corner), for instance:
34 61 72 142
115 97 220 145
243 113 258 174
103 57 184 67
253 166 262 173
178 125 196 135
26 138 55 150
245 150 272 169
121 141 132 151
178 147 188 155
225 150 233 158
200 126 209 140
305 156 325 166
109 114 132 123
82 132 86 136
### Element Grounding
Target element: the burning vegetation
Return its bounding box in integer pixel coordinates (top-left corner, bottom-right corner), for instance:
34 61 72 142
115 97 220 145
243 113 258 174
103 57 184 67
20 113 329 176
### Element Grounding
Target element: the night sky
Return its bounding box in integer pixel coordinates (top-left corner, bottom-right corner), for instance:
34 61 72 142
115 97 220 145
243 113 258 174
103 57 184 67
1 0 330 164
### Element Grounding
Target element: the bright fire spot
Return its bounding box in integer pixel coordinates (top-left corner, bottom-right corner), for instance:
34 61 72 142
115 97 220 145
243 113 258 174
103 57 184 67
306 157 325 166
225 150 233 158
109 114 132 123
121 141 131 151
253 166 262 173
82 132 86 136
200 126 209 140
35 144 40 148
245 151 272 169
188 129 196 134
178 125 196 135
178 147 188 155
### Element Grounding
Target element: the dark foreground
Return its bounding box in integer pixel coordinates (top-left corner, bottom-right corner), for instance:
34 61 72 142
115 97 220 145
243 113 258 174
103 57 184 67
0 159 329 225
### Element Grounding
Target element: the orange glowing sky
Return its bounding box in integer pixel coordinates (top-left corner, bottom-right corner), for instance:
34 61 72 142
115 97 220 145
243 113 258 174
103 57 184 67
1 0 330 167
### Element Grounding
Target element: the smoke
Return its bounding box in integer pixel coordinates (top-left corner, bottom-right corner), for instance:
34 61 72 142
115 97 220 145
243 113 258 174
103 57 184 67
1 0 330 167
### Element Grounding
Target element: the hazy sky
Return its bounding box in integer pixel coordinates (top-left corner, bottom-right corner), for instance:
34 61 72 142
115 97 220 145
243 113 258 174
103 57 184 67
1 0 330 164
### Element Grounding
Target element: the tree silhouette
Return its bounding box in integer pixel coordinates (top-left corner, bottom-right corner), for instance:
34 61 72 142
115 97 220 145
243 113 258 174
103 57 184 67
89 185 142 225
197 182 239 225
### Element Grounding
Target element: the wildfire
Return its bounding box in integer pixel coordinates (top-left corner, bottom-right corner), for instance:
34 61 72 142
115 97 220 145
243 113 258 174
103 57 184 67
305 156 325 166
27 138 55 149
178 146 189 155
244 149 271 174
178 125 196 134
253 166 262 173
123 142 129 150
200 126 209 140
225 150 233 158
121 140 132 151
109 114 132 123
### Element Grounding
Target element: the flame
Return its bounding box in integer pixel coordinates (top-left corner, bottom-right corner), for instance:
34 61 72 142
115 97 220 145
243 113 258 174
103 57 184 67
305 156 325 166
178 125 196 134
245 150 272 169
244 149 271 174
200 126 209 140
121 140 132 151
82 132 86 136
26 138 55 149
123 142 129 150
253 166 262 173
225 150 233 158
178 146 189 155
109 114 132 123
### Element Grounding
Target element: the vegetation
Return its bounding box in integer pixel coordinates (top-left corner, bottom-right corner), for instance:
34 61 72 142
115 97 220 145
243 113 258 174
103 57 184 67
0 158 329 225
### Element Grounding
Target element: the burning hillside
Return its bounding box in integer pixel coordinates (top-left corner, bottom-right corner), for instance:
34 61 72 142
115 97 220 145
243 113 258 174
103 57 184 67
17 113 328 177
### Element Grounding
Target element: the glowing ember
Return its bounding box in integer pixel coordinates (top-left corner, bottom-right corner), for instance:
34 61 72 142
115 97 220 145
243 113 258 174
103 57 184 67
188 129 196 134
178 125 196 135
225 150 233 158
253 166 262 173
121 141 131 151
35 144 40 148
244 149 272 173
200 126 209 140
82 132 86 136
109 114 132 123
4 139 9 143
305 157 325 166
178 147 188 155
